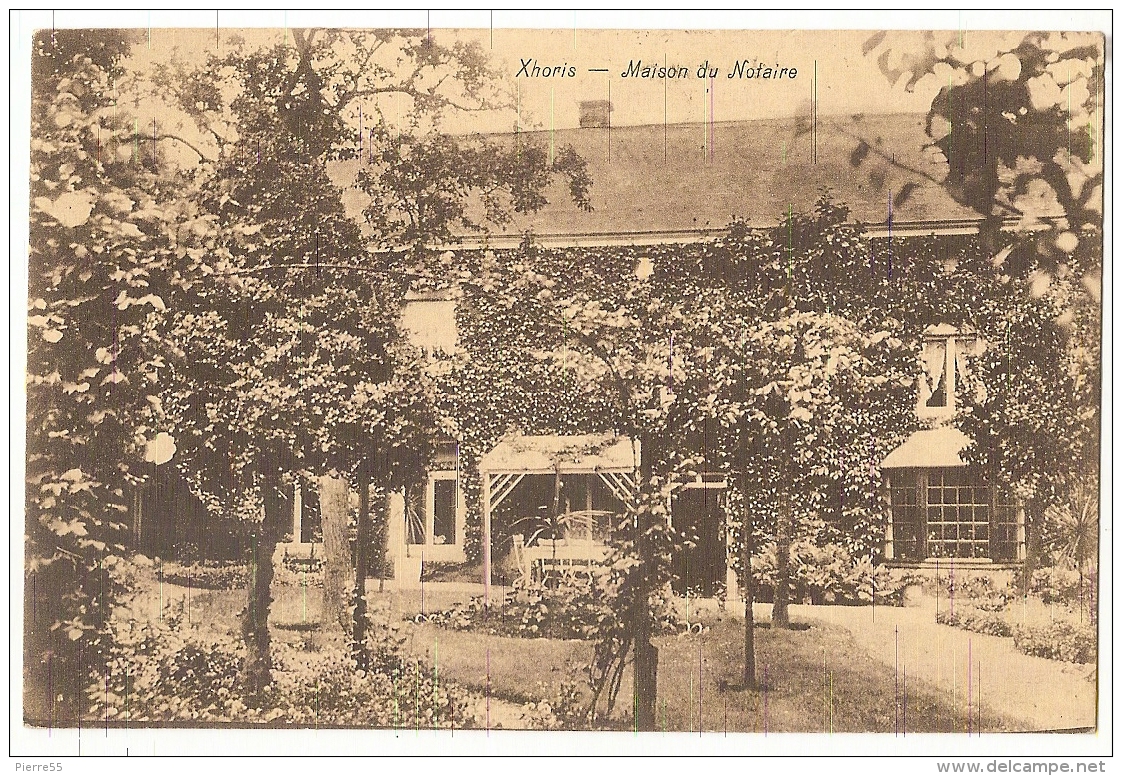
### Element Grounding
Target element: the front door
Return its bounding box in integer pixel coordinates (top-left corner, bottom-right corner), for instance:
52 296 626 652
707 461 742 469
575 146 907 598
671 485 726 597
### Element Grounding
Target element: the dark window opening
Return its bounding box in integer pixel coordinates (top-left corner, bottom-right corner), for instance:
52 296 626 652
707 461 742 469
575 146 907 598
433 478 457 546
922 339 949 408
671 486 726 597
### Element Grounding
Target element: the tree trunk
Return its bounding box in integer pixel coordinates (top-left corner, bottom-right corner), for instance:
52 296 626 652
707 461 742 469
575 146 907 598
772 505 792 629
318 475 352 638
131 486 144 551
742 528 758 690
241 477 287 696
352 464 371 667
632 434 658 731
634 631 658 729
736 443 758 690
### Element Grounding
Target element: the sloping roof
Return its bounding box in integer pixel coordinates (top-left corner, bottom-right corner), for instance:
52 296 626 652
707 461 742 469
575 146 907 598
335 112 975 242
881 427 973 470
479 433 638 474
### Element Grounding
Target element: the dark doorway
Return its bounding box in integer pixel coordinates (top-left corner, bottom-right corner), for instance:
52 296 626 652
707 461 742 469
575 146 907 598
671 486 726 597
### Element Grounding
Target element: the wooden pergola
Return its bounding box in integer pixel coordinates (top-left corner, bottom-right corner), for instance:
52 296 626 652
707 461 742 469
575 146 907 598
478 433 639 602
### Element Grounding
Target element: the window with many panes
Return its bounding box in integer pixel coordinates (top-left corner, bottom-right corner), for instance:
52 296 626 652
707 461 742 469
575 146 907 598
926 469 993 558
890 468 1020 561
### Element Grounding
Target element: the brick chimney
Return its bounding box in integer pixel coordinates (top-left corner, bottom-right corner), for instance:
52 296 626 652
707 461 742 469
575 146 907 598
579 100 612 128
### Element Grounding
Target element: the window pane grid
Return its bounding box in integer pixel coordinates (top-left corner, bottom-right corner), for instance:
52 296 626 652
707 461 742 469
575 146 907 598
892 469 1019 562
927 471 992 559
990 498 1019 561
890 483 923 561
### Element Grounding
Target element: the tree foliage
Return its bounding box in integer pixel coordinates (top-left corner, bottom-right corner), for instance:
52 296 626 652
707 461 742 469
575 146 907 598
153 26 596 687
861 31 1102 260
23 29 230 721
358 129 591 250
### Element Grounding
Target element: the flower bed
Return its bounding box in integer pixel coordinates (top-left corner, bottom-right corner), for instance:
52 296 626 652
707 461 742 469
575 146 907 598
751 541 912 606
1030 566 1097 610
1012 620 1096 664
935 606 1013 637
940 573 1018 612
89 603 483 726
155 560 247 590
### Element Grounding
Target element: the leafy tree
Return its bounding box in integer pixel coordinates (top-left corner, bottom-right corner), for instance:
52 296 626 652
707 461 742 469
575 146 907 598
442 199 918 717
160 52 435 688
952 254 1100 582
715 311 914 629
670 204 916 688
156 27 595 688
24 28 221 721
358 127 591 252
460 243 702 728
858 31 1102 276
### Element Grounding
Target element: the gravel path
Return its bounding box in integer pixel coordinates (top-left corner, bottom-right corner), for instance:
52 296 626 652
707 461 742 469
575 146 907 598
788 601 1097 732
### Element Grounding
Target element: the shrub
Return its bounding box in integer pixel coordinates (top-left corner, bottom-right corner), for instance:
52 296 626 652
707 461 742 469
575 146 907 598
752 541 909 606
942 574 1017 612
1030 566 1097 608
423 574 687 640
520 679 590 730
855 558 914 607
88 601 486 726
153 555 325 592
1012 621 1097 664
420 561 477 583
273 560 325 589
281 554 326 574
154 560 248 590
935 606 1013 637
423 579 605 640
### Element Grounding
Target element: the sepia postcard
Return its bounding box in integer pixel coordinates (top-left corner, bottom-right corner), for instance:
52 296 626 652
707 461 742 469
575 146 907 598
12 10 1110 764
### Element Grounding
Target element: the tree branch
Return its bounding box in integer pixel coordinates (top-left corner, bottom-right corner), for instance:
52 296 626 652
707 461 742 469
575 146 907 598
350 84 488 113
217 263 389 274
155 133 215 162
560 317 638 425
838 127 944 187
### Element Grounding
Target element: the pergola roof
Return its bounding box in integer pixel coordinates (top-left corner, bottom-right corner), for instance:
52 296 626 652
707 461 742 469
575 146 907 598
881 427 973 470
479 433 638 475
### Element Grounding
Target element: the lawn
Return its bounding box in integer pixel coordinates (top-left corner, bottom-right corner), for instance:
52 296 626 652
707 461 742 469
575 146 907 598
400 609 1031 732
123 572 1038 732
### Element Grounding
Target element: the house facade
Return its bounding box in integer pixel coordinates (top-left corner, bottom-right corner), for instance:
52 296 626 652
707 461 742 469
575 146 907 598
282 110 1031 588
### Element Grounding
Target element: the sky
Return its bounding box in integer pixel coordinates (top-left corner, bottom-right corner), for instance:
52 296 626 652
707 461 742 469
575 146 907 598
117 27 950 134
20 14 1104 141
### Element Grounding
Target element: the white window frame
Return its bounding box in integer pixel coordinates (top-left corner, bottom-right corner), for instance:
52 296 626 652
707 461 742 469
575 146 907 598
406 470 466 562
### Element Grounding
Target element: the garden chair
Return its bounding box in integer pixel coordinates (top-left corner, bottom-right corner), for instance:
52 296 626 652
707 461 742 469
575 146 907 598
511 534 533 588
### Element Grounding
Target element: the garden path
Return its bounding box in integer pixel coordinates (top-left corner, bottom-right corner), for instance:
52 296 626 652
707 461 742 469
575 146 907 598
788 600 1097 733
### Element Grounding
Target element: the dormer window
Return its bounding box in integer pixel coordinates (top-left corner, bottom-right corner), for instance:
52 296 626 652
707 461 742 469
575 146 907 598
917 324 981 420
883 326 1023 566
